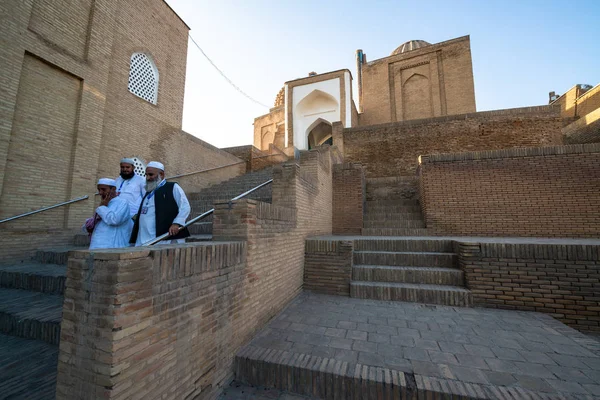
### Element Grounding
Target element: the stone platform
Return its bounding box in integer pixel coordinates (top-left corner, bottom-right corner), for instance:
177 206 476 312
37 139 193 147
235 292 600 399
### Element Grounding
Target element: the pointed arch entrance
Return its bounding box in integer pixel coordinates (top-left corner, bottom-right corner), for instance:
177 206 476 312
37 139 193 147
306 118 333 150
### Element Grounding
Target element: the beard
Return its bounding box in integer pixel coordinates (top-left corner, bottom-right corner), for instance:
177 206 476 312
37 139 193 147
145 178 159 192
120 171 135 180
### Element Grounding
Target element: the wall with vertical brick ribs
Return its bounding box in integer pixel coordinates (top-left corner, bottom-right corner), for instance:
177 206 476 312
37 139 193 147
56 242 247 400
419 144 600 238
343 105 562 178
332 163 365 234
57 147 335 399
457 241 600 332
304 239 354 296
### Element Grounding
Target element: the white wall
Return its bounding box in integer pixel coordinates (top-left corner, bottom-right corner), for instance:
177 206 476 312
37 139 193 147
292 78 341 150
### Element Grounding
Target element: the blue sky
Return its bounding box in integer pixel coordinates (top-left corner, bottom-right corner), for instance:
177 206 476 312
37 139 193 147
166 0 600 148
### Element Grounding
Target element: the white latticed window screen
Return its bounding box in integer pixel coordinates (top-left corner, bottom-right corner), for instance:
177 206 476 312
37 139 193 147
128 53 159 104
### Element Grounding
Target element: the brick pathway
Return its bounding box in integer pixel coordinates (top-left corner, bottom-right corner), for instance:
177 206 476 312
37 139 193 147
240 292 600 398
219 381 316 399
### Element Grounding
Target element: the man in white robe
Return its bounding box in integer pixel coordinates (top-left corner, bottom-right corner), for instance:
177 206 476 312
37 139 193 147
86 178 133 249
114 157 146 217
130 161 191 246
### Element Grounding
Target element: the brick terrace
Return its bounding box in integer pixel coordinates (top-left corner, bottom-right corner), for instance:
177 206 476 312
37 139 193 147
237 292 600 399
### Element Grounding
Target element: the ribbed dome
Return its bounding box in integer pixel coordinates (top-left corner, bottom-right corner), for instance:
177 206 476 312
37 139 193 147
391 40 431 56
274 87 284 107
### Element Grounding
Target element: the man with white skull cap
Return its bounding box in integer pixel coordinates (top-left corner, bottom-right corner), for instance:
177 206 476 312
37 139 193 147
114 157 146 217
130 161 191 246
85 178 133 249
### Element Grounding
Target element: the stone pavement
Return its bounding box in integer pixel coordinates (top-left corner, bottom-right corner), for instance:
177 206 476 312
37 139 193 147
238 292 600 399
219 381 317 399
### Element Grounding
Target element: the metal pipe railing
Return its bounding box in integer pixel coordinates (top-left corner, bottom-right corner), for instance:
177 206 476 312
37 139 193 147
165 161 245 180
0 195 89 224
141 179 273 246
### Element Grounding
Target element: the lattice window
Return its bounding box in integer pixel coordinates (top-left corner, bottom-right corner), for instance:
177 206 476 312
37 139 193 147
131 157 146 177
128 53 159 104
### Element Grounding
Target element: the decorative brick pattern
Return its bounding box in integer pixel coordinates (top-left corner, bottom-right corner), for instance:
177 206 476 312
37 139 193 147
420 143 600 238
458 241 600 332
332 163 365 235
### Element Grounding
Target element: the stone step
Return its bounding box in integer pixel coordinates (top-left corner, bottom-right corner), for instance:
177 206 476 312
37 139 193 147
350 282 472 306
353 265 464 286
362 228 430 236
0 288 63 345
353 251 456 268
35 247 86 265
363 212 424 221
185 234 212 243
363 220 426 229
235 345 414 400
188 221 213 235
0 263 66 295
353 238 453 253
0 334 58 400
73 232 90 246
366 199 420 207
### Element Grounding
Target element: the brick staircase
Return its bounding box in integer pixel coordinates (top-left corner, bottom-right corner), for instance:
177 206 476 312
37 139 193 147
186 167 273 238
351 237 472 307
361 176 430 236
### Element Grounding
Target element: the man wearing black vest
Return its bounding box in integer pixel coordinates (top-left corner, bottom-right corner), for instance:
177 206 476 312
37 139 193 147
130 161 190 246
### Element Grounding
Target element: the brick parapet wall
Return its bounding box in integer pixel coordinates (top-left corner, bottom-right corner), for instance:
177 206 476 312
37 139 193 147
419 143 600 238
343 105 562 178
332 163 365 234
457 241 600 332
56 146 336 399
56 242 247 400
304 239 353 296
563 107 600 145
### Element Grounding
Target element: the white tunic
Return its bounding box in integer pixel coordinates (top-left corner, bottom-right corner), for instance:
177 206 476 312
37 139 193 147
89 196 133 249
135 180 191 246
114 174 146 217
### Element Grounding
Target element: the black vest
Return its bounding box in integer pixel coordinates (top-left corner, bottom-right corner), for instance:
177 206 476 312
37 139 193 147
130 182 190 244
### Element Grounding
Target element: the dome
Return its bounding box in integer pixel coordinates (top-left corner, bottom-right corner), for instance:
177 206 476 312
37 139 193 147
274 87 285 107
391 40 431 56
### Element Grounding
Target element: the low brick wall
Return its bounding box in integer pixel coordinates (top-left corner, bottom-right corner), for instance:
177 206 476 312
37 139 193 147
457 241 600 332
332 163 365 235
563 107 600 144
169 161 246 193
304 239 353 296
56 242 247 400
419 143 600 238
343 105 562 178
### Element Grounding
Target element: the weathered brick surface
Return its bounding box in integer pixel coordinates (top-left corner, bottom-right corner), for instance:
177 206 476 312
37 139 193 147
304 240 353 296
332 163 365 235
458 241 600 332
420 143 600 238
0 0 244 262
360 36 476 125
55 147 335 400
344 105 562 178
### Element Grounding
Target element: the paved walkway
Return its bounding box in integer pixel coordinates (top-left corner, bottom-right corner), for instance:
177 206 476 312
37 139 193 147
242 292 600 399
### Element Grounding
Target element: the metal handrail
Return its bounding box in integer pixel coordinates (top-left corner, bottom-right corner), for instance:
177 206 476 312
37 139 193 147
141 179 273 246
165 161 245 180
0 195 89 224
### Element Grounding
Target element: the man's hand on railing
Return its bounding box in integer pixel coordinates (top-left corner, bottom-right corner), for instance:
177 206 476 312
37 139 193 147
168 224 181 236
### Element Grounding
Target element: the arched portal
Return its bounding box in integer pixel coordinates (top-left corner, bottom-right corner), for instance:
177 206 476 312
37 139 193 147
306 118 333 150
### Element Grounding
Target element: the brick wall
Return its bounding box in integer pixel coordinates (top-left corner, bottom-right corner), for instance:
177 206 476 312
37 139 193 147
332 163 365 234
0 1 243 262
57 147 336 399
360 36 476 126
343 105 562 178
253 107 284 151
304 239 353 296
56 242 248 400
457 241 600 332
169 161 246 193
419 144 600 238
563 107 600 144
